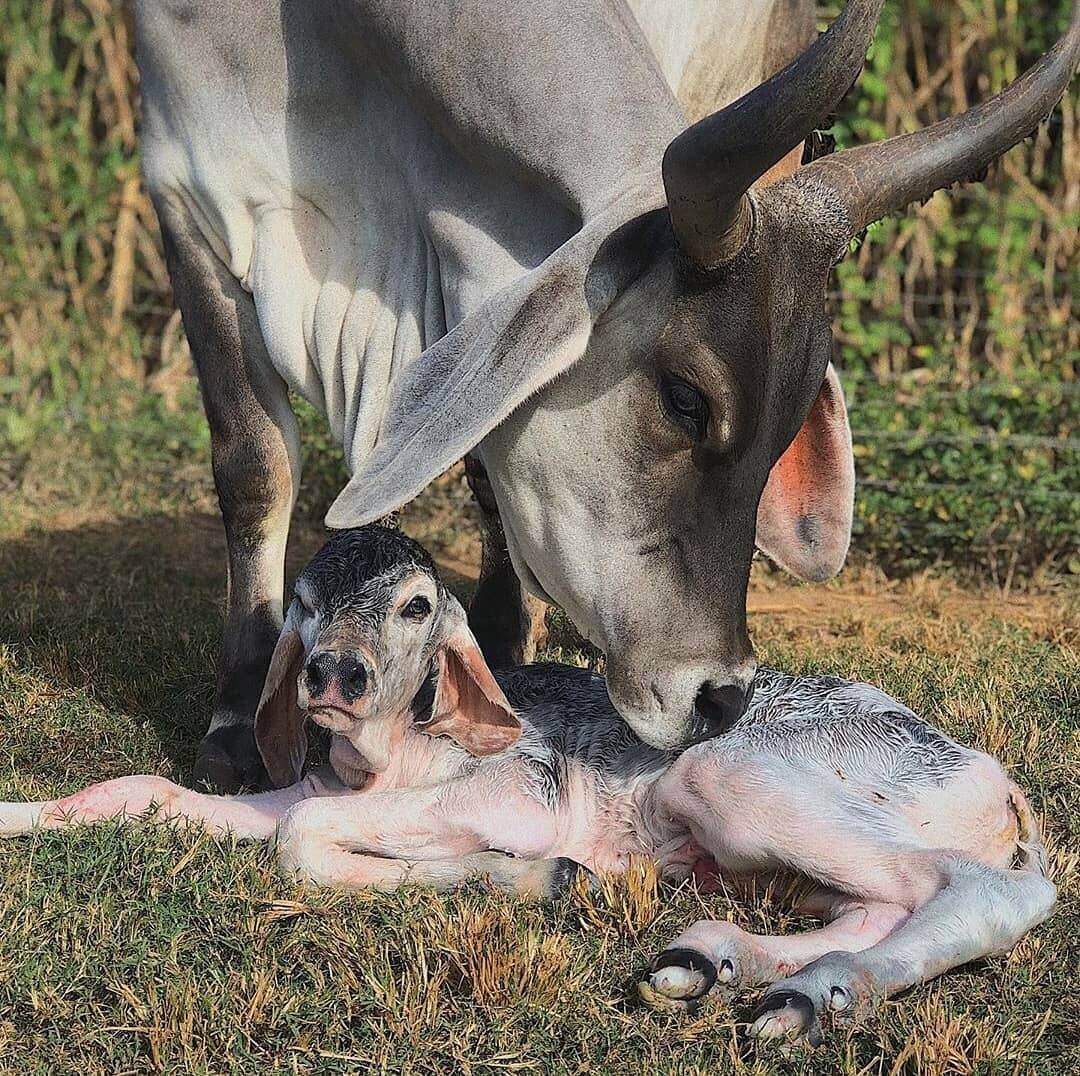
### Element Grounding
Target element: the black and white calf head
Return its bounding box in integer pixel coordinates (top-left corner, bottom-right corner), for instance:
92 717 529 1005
254 528 519 788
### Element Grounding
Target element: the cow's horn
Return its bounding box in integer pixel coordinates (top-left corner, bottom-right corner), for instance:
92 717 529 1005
805 3 1080 238
662 0 884 268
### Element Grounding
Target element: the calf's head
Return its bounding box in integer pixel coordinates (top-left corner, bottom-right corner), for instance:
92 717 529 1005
254 527 519 788
326 1 1079 750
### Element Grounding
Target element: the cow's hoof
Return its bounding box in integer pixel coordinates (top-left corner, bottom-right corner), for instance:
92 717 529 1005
193 725 266 793
639 948 718 1012
547 857 598 899
749 989 823 1046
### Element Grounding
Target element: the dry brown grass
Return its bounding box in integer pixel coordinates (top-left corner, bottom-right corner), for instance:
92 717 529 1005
0 465 1077 1072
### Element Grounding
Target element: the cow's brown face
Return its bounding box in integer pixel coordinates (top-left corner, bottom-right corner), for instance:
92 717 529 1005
325 0 1076 753
479 179 848 749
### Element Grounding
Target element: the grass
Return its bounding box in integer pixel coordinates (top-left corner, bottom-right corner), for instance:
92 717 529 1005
0 4 1076 1066
0 428 1077 1074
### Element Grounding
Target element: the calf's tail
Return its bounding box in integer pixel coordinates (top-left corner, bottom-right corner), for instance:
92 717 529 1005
1008 784 1050 877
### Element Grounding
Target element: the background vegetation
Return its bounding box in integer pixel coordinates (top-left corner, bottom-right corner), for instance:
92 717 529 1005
1 0 1077 581
0 3 1077 1073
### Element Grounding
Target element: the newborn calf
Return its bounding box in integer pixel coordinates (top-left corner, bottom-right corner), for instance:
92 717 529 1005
0 527 1054 1043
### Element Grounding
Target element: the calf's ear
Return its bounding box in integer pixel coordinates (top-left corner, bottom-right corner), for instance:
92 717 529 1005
422 596 521 756
254 612 308 788
756 363 855 582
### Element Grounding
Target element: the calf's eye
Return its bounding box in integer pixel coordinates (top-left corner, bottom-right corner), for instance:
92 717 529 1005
401 595 432 621
660 375 709 442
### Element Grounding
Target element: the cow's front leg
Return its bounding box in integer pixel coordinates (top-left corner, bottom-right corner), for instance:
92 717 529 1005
156 198 301 792
463 454 547 667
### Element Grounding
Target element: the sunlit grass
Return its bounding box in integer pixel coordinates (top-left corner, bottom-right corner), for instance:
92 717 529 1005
0 458 1076 1073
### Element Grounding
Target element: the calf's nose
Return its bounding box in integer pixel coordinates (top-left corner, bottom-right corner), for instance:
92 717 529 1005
305 651 372 701
336 653 369 701
305 651 337 699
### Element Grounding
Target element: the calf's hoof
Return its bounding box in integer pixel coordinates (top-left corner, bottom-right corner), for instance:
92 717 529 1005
512 856 597 900
193 724 266 793
639 948 718 1012
547 857 598 899
749 989 823 1047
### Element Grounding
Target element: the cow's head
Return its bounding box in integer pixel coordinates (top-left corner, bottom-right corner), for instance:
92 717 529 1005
328 0 1079 750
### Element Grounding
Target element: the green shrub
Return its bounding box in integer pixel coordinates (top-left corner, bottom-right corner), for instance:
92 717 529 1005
844 376 1078 580
1 1 1076 580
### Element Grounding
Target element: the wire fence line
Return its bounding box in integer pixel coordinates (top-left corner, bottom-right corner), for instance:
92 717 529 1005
855 479 1075 499
850 429 1079 450
838 374 1080 387
826 292 1071 307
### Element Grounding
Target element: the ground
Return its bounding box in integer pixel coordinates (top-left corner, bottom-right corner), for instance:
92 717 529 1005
0 433 1077 1075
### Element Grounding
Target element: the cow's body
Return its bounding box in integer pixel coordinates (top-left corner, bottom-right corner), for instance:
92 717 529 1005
136 0 791 471
134 0 818 784
133 0 1079 788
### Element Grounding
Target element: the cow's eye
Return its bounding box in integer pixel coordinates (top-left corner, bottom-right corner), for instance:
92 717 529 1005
660 375 709 441
401 595 432 621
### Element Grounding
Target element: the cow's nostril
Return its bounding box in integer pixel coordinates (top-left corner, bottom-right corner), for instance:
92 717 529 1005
694 681 752 738
305 652 337 698
337 654 369 701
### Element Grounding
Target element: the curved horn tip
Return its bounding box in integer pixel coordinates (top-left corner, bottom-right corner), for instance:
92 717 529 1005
662 0 886 267
805 3 1080 237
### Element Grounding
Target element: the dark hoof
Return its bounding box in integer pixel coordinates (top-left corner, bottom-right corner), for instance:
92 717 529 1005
639 948 718 1011
750 989 823 1046
193 725 266 793
546 856 597 899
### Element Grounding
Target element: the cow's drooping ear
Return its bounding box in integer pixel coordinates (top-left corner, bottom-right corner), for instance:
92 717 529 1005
325 189 667 528
254 610 308 788
756 363 854 582
421 595 521 756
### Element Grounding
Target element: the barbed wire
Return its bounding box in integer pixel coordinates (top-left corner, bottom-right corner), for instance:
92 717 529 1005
851 429 1079 450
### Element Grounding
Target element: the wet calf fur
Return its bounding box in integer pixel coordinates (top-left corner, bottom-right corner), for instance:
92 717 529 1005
0 527 1055 1043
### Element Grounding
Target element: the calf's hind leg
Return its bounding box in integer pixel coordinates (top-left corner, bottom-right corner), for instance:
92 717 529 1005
750 848 1055 1044
643 751 1055 1043
644 894 910 1009
155 197 301 792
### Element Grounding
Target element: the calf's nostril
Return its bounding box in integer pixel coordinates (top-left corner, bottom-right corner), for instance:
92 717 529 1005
305 652 337 698
694 681 752 738
337 654 369 701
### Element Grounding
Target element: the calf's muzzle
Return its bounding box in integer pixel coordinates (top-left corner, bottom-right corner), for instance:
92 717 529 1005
305 650 371 703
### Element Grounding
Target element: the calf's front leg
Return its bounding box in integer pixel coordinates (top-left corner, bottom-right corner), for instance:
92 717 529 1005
274 784 585 898
0 770 344 840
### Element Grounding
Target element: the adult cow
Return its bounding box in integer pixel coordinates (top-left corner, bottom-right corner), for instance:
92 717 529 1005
133 0 1079 790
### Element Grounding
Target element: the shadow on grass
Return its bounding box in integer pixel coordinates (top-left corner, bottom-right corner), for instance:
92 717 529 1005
0 511 484 782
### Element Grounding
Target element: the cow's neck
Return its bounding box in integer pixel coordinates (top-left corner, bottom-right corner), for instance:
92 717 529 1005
136 0 785 474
